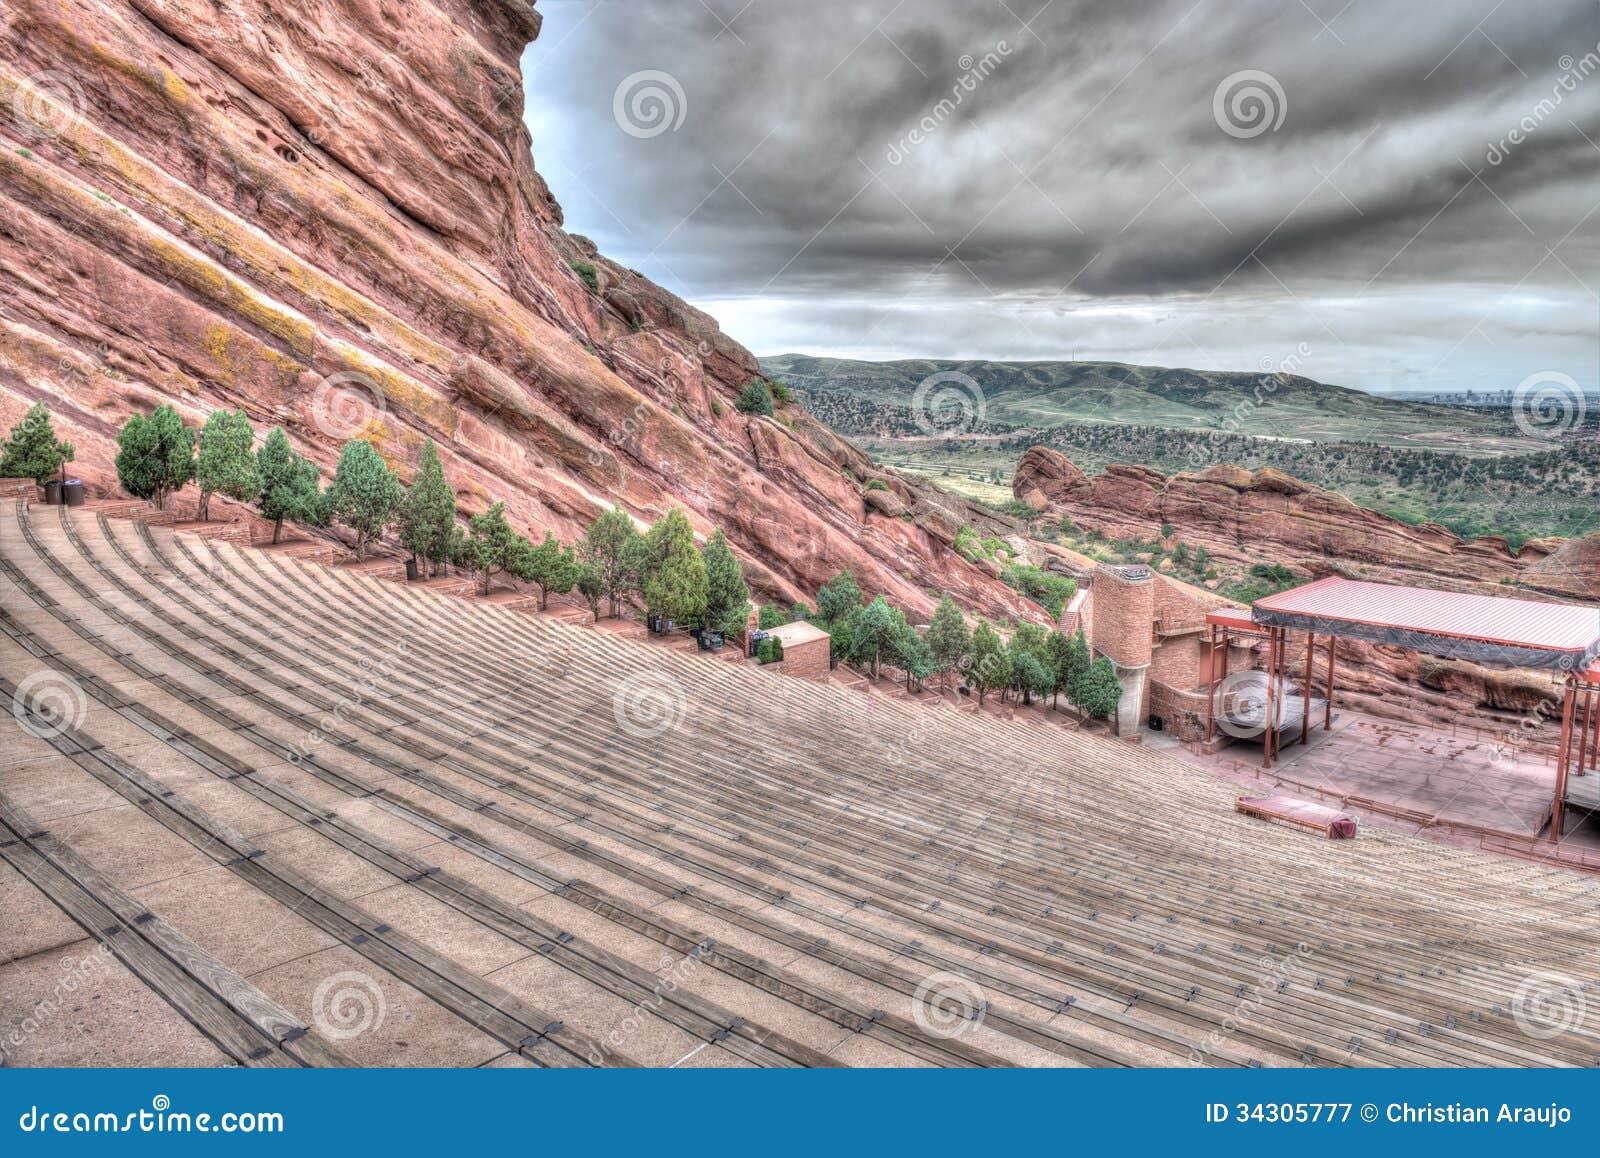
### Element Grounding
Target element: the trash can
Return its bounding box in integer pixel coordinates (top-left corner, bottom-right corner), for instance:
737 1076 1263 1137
42 479 61 505
405 557 419 581
62 480 85 507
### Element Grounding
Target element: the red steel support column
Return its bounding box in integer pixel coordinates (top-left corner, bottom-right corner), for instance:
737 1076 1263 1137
1206 624 1217 742
1552 679 1577 843
1576 688 1594 781
1262 628 1278 769
1324 636 1335 730
1300 631 1314 747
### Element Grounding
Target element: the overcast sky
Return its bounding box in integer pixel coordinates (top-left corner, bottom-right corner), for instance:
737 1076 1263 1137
522 0 1600 394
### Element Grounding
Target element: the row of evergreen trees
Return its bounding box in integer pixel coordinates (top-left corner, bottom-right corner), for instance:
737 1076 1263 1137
101 401 406 554
100 404 757 627
800 570 1124 719
3 404 1123 718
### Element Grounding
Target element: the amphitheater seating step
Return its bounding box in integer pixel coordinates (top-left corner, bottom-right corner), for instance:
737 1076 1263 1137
2 502 1598 1068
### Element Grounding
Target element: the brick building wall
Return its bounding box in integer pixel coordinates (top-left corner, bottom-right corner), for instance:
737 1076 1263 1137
776 636 830 681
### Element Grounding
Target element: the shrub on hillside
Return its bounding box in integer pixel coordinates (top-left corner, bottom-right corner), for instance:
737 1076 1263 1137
735 379 774 417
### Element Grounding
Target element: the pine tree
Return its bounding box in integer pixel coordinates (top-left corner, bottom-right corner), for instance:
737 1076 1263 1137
842 595 899 679
398 439 456 576
1007 622 1051 703
1043 630 1072 707
0 403 73 484
115 404 194 510
1073 656 1124 721
815 569 862 624
925 596 970 691
195 409 258 521
893 622 935 693
1013 652 1054 706
735 379 774 416
516 530 579 610
967 619 1011 707
326 438 402 560
700 529 751 634
641 508 708 625
573 562 604 621
579 507 644 618
462 501 518 595
255 428 325 544
1060 630 1091 715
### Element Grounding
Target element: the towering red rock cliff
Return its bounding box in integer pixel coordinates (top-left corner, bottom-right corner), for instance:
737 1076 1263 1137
0 0 1040 622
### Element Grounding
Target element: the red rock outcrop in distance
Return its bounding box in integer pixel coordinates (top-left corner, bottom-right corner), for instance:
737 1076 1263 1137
1013 445 1598 601
0 0 1043 624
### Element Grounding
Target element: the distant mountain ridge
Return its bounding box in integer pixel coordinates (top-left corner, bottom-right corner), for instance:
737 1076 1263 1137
761 354 1508 444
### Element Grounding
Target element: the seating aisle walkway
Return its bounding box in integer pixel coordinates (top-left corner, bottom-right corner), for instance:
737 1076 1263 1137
2 503 1598 1067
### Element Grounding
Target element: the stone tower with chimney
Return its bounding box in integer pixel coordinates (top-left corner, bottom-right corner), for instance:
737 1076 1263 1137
1090 563 1155 737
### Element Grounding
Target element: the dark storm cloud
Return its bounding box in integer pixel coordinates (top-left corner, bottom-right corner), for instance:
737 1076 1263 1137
523 0 1600 391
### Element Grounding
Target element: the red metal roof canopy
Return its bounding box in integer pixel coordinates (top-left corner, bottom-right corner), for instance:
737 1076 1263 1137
1249 576 1600 670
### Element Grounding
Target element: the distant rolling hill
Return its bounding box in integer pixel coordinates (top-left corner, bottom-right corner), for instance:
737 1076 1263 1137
760 354 1517 448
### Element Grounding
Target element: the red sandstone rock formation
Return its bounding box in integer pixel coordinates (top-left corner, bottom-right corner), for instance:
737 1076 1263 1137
1012 445 1595 599
1015 445 1591 751
0 0 1041 624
